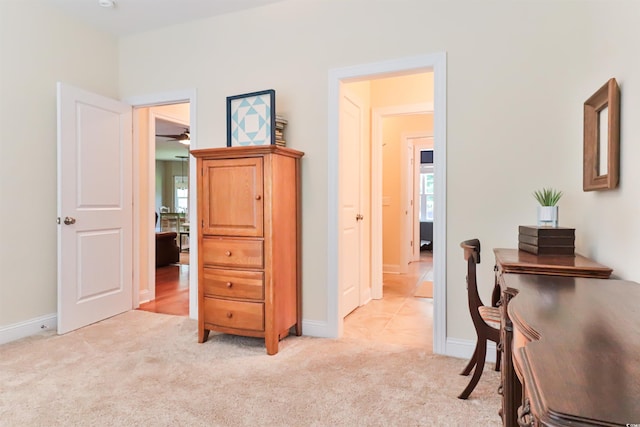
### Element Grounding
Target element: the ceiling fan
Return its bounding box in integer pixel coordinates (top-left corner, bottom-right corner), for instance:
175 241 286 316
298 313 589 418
157 128 190 145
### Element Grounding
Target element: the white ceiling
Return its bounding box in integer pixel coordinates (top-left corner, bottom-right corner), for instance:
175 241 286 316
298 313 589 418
48 0 285 36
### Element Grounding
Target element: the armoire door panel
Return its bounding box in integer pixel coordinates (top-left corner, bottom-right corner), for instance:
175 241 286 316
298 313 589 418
202 157 264 237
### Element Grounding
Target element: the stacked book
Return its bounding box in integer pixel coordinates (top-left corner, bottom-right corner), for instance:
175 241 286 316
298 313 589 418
518 226 575 256
275 115 287 147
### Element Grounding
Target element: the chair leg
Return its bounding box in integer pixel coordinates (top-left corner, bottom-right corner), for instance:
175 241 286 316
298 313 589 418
458 339 487 400
460 341 479 376
495 345 501 372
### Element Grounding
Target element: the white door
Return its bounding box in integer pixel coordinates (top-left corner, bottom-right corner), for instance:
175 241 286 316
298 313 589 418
339 86 364 317
57 82 133 334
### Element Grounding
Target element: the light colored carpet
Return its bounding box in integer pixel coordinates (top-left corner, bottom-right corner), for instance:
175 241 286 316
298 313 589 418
414 281 433 298
0 311 501 426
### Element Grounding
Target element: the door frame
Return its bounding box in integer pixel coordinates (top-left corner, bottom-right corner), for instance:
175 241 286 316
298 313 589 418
402 133 433 262
125 89 198 319
328 53 447 355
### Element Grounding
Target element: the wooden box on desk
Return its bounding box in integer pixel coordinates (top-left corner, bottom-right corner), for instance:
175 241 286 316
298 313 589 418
518 225 575 256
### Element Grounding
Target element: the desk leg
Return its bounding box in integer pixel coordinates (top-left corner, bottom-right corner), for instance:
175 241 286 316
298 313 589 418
502 322 522 427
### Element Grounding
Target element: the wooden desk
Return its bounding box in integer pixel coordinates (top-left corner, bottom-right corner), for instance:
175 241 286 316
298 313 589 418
505 274 640 426
491 249 613 308
493 249 614 427
494 248 613 278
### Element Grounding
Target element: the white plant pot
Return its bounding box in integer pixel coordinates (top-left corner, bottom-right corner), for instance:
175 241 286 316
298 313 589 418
537 206 558 227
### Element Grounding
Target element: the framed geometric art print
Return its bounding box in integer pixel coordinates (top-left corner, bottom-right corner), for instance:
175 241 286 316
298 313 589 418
226 89 276 147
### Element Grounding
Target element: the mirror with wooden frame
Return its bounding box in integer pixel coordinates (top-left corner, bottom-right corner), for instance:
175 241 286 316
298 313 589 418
583 78 620 191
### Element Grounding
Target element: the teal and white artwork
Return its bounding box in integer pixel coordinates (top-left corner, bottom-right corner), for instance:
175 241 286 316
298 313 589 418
227 90 275 147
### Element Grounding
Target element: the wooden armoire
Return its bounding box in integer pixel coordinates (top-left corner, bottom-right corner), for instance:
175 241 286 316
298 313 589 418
190 145 304 355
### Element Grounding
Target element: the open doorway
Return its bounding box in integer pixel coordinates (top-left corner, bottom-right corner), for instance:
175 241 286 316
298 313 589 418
137 103 191 317
327 53 447 354
342 96 436 351
338 75 434 305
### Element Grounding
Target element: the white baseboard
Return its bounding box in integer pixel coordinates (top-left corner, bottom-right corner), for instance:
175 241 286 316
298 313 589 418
301 319 332 338
360 288 372 306
383 264 400 274
445 337 497 364
138 288 153 305
0 313 57 345
0 313 331 344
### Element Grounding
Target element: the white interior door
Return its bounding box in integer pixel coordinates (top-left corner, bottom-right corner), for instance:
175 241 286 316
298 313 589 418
57 82 133 334
339 87 364 317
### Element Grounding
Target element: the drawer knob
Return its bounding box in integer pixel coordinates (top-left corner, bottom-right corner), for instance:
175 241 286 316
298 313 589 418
225 250 232 257
226 282 233 288
255 194 262 200
226 312 233 318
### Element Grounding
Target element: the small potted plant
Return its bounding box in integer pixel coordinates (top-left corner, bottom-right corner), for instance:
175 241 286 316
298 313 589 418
533 187 562 227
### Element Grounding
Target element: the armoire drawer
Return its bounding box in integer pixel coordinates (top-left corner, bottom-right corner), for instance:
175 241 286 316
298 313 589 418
203 297 264 332
203 268 264 300
202 237 263 269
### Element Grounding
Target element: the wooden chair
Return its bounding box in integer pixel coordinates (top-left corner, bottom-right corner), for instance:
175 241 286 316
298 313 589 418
458 239 501 400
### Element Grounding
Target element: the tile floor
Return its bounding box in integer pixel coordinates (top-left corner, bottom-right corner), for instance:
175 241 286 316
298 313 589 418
344 251 434 351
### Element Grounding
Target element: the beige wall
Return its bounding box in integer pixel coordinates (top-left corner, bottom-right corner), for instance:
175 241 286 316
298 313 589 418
370 73 435 109
157 160 187 211
0 0 119 326
2 0 640 347
116 0 640 342
151 104 190 124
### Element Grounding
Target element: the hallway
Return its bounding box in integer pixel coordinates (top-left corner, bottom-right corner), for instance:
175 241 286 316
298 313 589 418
344 252 434 351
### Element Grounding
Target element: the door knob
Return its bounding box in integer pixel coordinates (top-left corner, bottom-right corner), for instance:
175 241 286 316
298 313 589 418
356 214 364 221
63 216 76 225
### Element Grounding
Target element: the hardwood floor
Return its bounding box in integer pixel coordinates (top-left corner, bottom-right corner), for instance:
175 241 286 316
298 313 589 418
138 263 189 316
